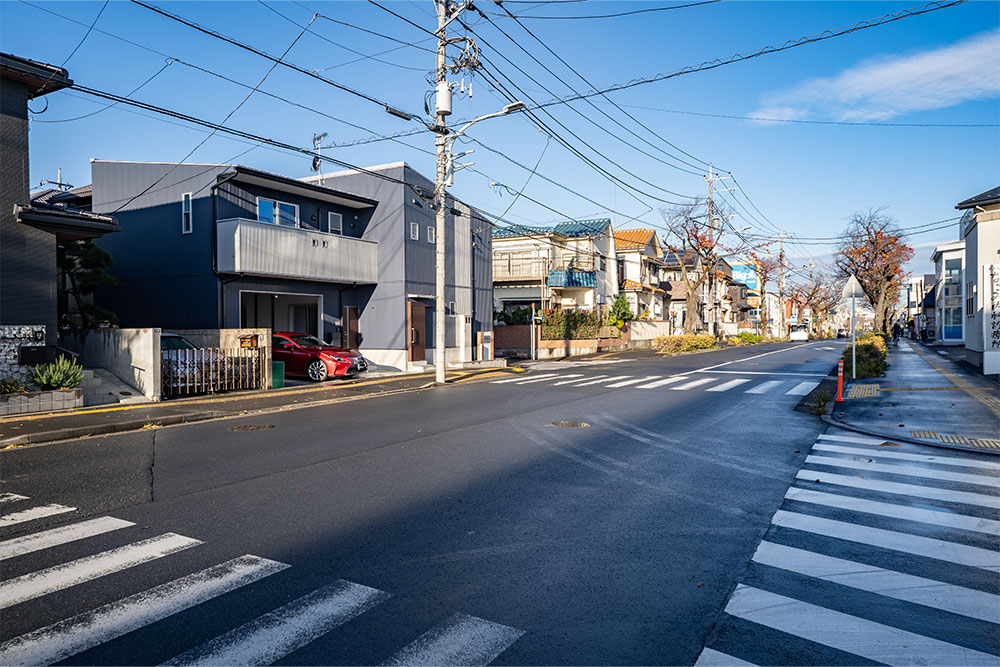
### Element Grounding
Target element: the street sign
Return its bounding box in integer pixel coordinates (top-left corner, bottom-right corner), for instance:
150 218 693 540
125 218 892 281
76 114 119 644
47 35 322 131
841 275 866 300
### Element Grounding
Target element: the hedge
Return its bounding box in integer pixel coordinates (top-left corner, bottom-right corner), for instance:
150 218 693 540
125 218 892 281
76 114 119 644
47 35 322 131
540 309 601 340
654 334 717 354
843 342 886 378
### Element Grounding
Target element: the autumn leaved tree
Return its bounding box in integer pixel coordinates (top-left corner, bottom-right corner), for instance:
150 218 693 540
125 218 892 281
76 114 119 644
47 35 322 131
834 208 913 333
788 269 843 335
746 250 780 333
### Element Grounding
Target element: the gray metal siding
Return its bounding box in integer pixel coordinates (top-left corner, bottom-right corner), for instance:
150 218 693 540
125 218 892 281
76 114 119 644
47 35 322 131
215 180 373 237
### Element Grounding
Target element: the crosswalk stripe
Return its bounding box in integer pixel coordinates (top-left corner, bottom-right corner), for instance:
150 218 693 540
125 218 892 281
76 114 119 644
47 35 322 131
636 376 688 389
785 381 820 396
574 375 625 387
518 374 581 385
670 378 715 391
0 503 75 527
745 380 782 394
492 373 556 384
0 517 135 561
607 376 658 388
813 443 1000 471
694 647 756 666
0 555 288 666
0 533 201 609
164 579 389 666
724 585 999 666
771 510 1000 571
752 541 1000 624
798 470 1000 509
381 613 524 667
706 379 751 392
553 374 607 386
0 493 29 504
785 487 1000 536
818 433 903 446
805 454 997 486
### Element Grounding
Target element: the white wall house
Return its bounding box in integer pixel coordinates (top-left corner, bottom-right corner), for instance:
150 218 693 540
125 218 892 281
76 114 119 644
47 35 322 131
930 241 966 345
492 219 618 314
956 186 1000 374
613 229 667 319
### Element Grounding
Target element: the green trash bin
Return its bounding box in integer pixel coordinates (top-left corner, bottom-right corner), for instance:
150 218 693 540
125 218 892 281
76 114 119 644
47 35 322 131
271 360 285 389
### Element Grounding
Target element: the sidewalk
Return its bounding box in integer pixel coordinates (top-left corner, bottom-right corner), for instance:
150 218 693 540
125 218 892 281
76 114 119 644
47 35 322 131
829 338 1000 452
0 365 521 448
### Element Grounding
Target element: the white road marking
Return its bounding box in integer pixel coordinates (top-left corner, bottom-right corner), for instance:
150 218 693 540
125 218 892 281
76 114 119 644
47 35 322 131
381 613 524 667
938 350 950 356
798 470 1000 510
699 370 827 377
0 555 288 666
164 580 389 666
553 374 607 386
492 373 556 384
725 585 1000 666
696 344 815 372
785 487 1000 536
0 533 201 609
771 510 1000 571
752 541 1000 624
574 375 626 387
818 346 836 350
694 647 756 666
0 517 135 561
636 376 688 389
805 454 996 486
0 503 75 527
669 378 715 391
813 443 1000 472
606 376 659 388
706 379 751 392
817 433 893 446
0 493 29 504
518 374 581 385
745 380 783 394
785 381 820 396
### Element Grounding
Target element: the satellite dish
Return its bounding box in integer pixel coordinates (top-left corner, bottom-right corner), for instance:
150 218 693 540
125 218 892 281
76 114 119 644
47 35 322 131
311 156 321 172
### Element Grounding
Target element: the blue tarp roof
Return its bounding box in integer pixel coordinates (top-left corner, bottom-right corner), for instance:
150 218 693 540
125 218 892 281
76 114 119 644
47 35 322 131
492 218 611 239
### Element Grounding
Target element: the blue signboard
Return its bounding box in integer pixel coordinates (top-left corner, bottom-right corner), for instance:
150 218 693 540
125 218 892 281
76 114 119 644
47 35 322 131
731 263 759 290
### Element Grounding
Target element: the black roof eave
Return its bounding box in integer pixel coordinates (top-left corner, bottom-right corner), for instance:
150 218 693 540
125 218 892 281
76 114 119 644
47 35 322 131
955 185 1000 210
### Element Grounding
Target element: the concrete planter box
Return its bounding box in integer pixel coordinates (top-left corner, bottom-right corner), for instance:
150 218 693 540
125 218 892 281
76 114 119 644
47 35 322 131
0 388 83 416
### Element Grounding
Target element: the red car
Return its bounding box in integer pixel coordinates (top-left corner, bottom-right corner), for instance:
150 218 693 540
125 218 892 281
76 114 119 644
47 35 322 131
271 332 368 381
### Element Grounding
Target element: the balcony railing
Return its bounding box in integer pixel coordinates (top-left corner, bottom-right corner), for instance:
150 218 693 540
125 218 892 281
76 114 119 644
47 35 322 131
493 252 595 281
216 217 378 284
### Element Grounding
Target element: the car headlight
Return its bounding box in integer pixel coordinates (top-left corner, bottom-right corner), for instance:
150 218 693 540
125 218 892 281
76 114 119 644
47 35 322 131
324 354 346 362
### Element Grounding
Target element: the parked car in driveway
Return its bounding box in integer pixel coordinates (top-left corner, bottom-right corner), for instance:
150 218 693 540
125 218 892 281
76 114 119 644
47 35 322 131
271 332 368 381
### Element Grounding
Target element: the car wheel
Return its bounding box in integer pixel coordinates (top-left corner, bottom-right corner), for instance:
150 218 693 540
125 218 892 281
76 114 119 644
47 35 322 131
306 359 328 382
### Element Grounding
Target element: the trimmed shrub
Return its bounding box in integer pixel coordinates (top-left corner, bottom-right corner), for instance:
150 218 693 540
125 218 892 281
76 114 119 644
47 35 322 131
736 332 761 345
654 334 717 354
1 377 29 394
28 355 83 390
842 342 886 378
607 296 635 330
541 309 601 340
855 331 887 358
728 337 742 346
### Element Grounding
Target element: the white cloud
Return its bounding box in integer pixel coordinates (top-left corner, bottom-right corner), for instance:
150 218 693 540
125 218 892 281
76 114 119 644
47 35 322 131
753 29 1000 122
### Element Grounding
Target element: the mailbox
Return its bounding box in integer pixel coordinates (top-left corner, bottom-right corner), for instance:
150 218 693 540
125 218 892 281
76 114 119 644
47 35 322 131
18 345 47 366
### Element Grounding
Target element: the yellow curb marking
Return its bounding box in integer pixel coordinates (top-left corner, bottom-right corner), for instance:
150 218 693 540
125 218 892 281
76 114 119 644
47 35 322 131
879 387 962 392
911 430 939 439
908 341 1000 419
910 429 1000 450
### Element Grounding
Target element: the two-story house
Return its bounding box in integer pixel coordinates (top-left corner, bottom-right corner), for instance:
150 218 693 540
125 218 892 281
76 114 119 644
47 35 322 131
955 186 1000 374
612 229 667 319
929 240 966 345
492 219 618 314
92 160 379 347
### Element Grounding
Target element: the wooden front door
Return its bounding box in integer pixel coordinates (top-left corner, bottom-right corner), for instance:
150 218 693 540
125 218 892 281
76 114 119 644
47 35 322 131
343 306 360 349
408 302 426 362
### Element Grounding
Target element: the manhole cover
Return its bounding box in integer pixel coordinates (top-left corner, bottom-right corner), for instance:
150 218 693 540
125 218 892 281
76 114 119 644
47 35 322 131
227 424 275 432
552 421 590 428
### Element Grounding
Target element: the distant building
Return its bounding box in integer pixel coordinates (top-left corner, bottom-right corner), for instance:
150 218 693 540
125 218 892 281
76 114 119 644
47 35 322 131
930 241 966 345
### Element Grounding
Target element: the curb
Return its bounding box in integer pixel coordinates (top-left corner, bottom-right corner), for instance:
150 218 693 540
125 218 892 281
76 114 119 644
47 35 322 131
1 411 223 448
819 414 999 456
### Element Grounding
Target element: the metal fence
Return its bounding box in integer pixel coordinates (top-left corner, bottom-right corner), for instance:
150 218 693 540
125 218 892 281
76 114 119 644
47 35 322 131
161 347 265 397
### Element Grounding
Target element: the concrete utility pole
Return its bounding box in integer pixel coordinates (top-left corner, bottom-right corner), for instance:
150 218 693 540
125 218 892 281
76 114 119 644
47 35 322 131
778 228 786 339
704 164 732 337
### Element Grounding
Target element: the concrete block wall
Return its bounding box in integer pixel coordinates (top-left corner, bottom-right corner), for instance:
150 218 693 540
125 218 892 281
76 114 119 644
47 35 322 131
66 328 161 400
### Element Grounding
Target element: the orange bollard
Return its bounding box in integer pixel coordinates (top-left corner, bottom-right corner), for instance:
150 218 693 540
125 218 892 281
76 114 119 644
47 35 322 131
835 359 844 402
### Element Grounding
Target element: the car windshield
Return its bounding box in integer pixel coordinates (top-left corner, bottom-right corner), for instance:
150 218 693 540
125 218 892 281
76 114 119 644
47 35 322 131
161 335 197 350
289 334 326 347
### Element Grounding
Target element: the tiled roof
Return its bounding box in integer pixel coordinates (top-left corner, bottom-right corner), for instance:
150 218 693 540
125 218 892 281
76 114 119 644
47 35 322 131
493 218 610 239
621 279 665 293
661 250 701 268
613 228 655 251
956 185 1000 210
30 188 62 204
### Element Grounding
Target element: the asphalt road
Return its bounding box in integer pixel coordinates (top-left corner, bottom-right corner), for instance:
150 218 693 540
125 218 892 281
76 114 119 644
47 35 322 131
6 339 992 665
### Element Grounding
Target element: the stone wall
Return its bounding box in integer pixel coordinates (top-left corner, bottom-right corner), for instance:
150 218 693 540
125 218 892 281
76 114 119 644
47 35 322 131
0 325 46 382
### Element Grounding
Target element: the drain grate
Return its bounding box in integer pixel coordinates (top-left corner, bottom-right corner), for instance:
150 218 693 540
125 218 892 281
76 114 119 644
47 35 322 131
227 424 275 432
552 421 590 428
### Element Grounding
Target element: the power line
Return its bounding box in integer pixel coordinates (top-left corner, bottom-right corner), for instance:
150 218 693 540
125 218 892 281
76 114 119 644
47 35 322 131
129 0 427 125
528 1 966 112
487 0 722 20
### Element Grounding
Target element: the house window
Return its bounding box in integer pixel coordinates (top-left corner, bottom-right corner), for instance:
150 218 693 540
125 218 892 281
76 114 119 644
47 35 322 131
600 256 607 272
427 226 436 244
967 280 975 317
181 193 193 234
327 212 343 235
257 197 298 227
410 222 419 241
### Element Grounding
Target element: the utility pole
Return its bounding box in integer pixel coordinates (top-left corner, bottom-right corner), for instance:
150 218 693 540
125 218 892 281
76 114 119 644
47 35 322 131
434 0 450 385
778 228 786 339
704 164 732 338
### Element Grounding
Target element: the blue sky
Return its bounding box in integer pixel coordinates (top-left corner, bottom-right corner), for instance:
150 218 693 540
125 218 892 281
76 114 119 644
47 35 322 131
3 0 998 284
